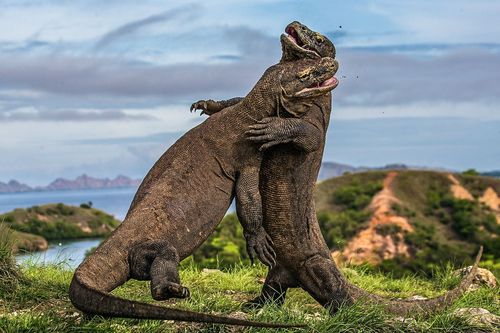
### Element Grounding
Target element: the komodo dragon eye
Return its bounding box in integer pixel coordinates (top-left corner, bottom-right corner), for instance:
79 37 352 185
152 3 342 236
315 35 324 43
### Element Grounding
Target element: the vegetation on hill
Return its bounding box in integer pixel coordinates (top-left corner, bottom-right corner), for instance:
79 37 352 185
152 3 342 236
315 172 385 250
0 203 119 252
315 170 500 277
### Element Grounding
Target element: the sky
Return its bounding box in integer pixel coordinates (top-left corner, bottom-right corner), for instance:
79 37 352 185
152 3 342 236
1 0 499 185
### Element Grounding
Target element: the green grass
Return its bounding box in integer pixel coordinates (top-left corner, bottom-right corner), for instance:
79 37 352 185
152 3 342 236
0 260 498 333
0 223 22 293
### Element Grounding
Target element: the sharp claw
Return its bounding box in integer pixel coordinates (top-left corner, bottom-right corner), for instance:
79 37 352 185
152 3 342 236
259 143 270 151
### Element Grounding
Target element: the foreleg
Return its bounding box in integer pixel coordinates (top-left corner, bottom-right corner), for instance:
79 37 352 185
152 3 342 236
236 167 276 267
246 117 322 152
190 97 243 115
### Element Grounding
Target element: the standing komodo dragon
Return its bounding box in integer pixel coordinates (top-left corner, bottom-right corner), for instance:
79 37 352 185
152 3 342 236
194 22 483 317
69 54 339 327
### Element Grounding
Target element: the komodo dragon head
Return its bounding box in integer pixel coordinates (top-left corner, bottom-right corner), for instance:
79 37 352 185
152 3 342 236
280 21 336 61
276 56 339 117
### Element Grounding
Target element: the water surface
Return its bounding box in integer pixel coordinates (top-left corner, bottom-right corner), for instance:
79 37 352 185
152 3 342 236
16 238 103 269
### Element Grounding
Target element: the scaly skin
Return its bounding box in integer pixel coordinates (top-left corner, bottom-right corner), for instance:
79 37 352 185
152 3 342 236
69 54 338 328
196 21 484 317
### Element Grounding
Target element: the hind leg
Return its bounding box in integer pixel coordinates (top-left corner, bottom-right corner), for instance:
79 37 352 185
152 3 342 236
129 241 190 300
242 264 298 311
297 254 354 313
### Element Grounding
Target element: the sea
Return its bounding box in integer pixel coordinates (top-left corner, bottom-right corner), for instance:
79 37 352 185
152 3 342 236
0 187 137 221
1 188 136 268
1 188 234 268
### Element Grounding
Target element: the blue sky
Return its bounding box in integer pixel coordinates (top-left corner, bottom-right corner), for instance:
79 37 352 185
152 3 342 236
1 0 499 185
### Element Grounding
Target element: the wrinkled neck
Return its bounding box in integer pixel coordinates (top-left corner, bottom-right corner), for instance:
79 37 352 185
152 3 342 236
238 78 279 120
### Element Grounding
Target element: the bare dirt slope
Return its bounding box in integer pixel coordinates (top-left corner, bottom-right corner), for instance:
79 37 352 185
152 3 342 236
340 172 413 265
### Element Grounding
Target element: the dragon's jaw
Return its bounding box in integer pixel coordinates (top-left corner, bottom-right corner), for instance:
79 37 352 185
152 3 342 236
281 25 321 58
295 76 339 97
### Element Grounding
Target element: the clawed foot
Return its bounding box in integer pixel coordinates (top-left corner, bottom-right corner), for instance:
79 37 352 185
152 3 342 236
241 294 285 312
151 281 190 300
190 99 217 116
241 297 267 312
245 228 276 268
245 117 293 151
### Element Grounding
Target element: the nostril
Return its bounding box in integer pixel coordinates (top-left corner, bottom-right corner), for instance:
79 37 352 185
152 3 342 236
301 26 306 31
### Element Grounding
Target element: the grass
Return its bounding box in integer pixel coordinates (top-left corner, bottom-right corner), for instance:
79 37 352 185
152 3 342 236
0 259 498 333
0 224 22 293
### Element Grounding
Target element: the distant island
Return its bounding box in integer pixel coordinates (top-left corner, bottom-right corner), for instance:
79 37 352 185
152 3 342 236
1 202 120 252
0 174 141 194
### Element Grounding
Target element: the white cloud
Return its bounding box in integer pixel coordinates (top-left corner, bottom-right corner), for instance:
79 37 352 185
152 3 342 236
369 0 500 44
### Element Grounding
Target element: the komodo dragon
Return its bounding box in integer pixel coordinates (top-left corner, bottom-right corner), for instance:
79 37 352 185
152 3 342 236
194 22 484 317
69 54 339 326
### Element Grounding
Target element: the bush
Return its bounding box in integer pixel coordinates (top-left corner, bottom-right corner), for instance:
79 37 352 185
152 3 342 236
1 214 15 223
378 220 473 278
426 188 500 257
0 223 21 293
192 213 249 268
316 178 382 250
318 210 370 249
80 201 93 209
462 169 479 176
332 180 382 210
12 218 86 240
374 223 402 237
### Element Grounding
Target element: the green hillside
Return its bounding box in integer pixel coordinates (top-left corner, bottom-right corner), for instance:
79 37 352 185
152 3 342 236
317 170 499 276
0 203 119 252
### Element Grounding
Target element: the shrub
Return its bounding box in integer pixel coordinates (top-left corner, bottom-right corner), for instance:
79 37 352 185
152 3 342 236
192 213 249 268
462 169 479 176
332 180 382 210
425 188 500 258
374 223 402 237
11 218 85 240
80 201 93 209
318 210 370 249
1 214 15 223
0 223 21 293
379 220 473 278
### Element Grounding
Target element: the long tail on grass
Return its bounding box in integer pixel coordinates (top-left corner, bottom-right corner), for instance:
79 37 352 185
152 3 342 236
69 272 304 328
346 246 483 316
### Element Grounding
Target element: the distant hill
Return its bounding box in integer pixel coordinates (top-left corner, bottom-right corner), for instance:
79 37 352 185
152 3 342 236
1 203 120 252
0 174 141 193
483 171 500 178
318 162 359 180
317 161 448 181
0 180 32 193
315 170 500 276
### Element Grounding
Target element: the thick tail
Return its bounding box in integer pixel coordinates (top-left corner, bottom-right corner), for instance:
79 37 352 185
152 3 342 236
69 273 304 328
346 246 483 316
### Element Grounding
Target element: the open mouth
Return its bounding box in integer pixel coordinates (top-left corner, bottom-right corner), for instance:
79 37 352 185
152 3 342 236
286 26 304 47
308 76 338 89
285 26 320 57
296 76 339 96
